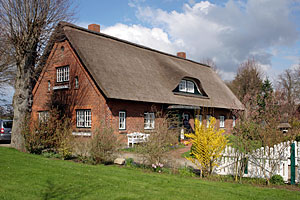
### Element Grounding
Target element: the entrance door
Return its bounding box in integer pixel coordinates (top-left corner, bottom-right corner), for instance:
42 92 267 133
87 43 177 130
183 113 189 121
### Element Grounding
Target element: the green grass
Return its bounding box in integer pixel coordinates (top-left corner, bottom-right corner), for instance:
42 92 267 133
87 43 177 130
0 147 299 200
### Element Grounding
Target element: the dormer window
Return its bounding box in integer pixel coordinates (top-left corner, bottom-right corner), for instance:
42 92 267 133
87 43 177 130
56 66 69 82
179 80 195 93
173 78 207 97
179 80 186 92
187 81 194 93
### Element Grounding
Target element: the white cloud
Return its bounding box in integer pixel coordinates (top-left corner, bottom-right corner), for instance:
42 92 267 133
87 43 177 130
216 70 236 80
135 0 299 79
128 0 145 8
102 23 177 54
189 0 196 6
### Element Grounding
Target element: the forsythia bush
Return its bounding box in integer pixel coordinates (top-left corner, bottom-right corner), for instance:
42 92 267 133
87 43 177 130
185 117 228 177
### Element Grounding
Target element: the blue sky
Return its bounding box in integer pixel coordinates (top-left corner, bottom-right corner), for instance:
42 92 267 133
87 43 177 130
76 0 300 82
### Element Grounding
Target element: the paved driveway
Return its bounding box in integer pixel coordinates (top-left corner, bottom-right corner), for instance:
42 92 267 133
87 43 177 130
0 141 11 147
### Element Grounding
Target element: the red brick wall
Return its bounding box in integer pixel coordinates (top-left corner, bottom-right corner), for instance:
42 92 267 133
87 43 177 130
32 40 107 132
106 99 236 137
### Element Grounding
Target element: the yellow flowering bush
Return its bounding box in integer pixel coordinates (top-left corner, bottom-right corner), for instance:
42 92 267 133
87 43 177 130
185 117 228 177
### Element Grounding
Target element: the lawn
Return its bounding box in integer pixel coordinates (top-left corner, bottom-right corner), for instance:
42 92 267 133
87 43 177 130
0 147 299 200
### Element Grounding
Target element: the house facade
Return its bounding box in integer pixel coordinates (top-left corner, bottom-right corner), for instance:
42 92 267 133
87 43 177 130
32 22 244 142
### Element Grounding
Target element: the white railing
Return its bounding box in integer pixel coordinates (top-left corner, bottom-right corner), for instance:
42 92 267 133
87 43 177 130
215 141 299 183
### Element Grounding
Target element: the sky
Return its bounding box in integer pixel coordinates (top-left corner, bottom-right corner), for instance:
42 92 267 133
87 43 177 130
76 0 300 82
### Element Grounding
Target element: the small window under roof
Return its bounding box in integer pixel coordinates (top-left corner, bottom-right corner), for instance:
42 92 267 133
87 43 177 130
173 78 207 97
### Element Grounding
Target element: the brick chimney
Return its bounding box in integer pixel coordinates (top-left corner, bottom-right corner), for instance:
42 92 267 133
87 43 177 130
177 52 186 59
88 24 100 32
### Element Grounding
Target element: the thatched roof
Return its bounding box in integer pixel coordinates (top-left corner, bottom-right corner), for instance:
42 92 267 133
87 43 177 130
58 22 244 110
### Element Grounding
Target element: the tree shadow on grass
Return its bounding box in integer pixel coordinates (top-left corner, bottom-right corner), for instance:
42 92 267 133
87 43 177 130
41 179 93 200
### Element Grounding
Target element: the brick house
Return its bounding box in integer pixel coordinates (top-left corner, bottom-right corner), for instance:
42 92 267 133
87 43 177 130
32 22 244 142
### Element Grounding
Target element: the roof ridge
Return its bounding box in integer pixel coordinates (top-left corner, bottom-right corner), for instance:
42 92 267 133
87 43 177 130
59 21 211 68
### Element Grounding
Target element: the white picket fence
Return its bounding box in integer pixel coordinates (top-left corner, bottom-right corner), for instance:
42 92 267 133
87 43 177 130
215 141 300 183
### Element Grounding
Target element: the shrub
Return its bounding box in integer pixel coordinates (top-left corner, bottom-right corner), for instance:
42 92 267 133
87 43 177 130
296 134 300 142
22 109 74 158
137 111 178 165
178 166 195 177
161 167 172 174
270 175 285 185
72 136 92 163
42 151 62 159
125 158 135 167
185 117 228 177
151 163 164 173
90 126 121 164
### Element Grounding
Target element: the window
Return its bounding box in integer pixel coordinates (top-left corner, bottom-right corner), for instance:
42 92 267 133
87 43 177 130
38 111 49 122
187 81 194 93
76 110 91 128
48 81 51 91
196 114 202 125
56 66 69 82
233 116 236 127
119 111 126 130
144 112 155 129
178 79 195 93
206 115 211 128
220 116 225 128
179 80 186 92
75 76 79 88
183 113 189 121
3 121 13 128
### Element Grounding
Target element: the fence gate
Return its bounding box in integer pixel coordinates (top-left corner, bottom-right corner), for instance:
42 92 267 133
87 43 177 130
291 143 296 185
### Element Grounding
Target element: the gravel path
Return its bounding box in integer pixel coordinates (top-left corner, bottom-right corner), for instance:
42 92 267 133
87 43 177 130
118 144 196 169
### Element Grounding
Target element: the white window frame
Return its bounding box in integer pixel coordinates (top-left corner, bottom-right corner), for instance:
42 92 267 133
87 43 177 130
38 111 49 122
119 111 126 130
75 76 79 88
48 81 51 91
56 66 69 82
144 112 155 130
233 116 236 127
196 114 202 125
186 81 195 93
179 79 196 93
76 110 91 128
220 116 225 128
179 80 186 92
206 115 211 128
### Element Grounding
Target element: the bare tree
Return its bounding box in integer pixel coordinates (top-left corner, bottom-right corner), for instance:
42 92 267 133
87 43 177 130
277 69 297 117
201 58 217 70
227 59 263 102
0 0 75 151
0 32 15 87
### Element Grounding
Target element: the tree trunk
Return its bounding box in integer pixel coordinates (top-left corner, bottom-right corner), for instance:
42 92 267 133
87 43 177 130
11 53 35 151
